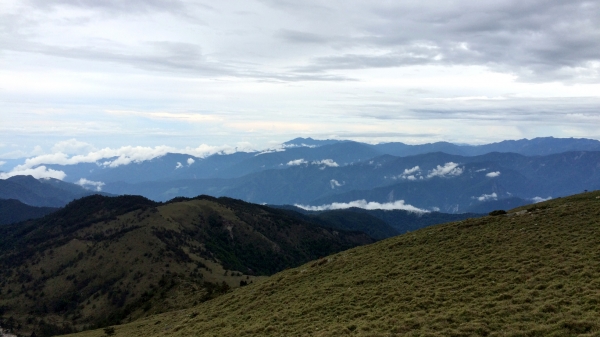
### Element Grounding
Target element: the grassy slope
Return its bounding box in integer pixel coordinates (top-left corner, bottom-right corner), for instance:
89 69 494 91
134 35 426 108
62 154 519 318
66 191 600 337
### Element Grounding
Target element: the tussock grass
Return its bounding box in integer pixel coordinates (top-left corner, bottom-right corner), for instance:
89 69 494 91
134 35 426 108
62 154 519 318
66 191 600 337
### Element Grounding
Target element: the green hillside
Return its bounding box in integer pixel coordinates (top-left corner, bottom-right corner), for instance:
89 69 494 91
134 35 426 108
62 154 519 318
65 191 600 337
0 195 372 336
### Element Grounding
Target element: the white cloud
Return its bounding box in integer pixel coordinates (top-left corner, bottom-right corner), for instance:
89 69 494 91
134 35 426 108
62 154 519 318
12 144 250 171
0 161 5 167
427 162 463 178
51 139 95 155
0 166 66 180
287 159 308 166
76 178 105 191
403 166 421 175
395 165 422 180
282 143 317 149
295 199 429 213
486 171 501 178
312 159 339 167
187 158 195 166
473 192 498 202
532 196 552 203
175 162 183 169
475 168 488 172
255 148 286 156
330 179 344 189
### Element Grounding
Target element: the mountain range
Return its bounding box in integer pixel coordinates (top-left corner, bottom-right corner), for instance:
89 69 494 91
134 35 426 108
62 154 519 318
2 137 600 214
0 175 110 207
29 136 600 185
98 150 599 213
0 199 57 225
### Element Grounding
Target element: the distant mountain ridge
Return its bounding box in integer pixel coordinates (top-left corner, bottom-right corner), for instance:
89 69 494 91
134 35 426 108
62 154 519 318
282 137 346 148
371 136 600 157
97 150 600 213
0 175 110 207
13 136 600 186
0 199 58 225
3 137 599 210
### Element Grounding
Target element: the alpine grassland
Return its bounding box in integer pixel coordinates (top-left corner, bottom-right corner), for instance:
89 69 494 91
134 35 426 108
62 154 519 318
63 191 600 337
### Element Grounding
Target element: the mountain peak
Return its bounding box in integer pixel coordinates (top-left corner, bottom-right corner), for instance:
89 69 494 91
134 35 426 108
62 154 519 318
282 137 344 148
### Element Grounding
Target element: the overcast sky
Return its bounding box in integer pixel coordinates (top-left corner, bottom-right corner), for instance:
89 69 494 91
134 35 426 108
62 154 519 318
1 0 600 160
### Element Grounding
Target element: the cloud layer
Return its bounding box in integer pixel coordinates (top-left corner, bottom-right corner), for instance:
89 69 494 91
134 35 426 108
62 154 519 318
0 165 66 180
295 199 428 213
76 178 105 191
2 0 600 151
427 162 463 178
0 141 254 180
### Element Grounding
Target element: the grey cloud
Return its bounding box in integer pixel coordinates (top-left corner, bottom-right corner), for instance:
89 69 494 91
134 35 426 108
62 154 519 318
332 97 600 128
277 29 331 44
292 0 600 83
11 40 226 75
5 38 350 81
5 0 600 85
28 0 188 15
313 132 438 139
294 47 445 73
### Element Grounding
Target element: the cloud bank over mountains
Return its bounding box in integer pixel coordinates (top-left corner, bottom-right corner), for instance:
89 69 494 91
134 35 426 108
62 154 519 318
295 200 429 213
427 162 464 178
0 139 256 180
0 165 66 180
286 159 339 168
76 178 105 191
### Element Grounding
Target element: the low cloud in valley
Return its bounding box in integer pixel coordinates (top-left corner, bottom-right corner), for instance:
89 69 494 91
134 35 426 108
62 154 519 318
295 200 428 213
76 178 106 192
427 162 463 178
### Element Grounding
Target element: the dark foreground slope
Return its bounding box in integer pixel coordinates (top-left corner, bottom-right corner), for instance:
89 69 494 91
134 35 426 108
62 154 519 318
0 195 372 336
68 191 600 337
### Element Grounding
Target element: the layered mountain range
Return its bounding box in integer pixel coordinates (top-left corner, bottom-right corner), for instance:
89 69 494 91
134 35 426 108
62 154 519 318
2 137 600 214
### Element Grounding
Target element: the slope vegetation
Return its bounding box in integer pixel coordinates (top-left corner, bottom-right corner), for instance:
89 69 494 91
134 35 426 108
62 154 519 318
67 191 600 337
0 195 372 336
